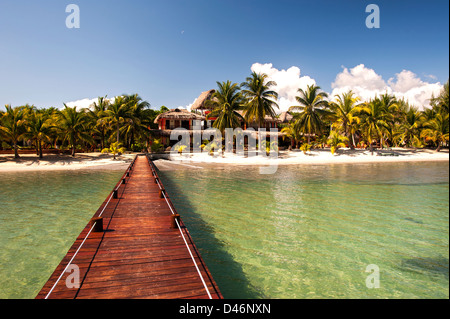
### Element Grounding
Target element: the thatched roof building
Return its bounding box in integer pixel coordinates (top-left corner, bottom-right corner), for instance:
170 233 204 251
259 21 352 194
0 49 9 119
191 90 217 111
153 108 205 124
279 111 294 123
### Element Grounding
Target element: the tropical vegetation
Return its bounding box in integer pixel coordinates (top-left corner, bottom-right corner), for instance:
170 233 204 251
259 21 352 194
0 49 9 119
1 78 448 158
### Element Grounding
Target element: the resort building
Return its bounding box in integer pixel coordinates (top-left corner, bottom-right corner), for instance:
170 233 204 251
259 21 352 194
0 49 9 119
151 90 292 147
191 89 282 130
154 108 205 130
152 108 205 145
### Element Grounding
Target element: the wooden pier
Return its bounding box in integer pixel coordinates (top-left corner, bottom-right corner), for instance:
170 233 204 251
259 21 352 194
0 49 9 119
36 155 222 299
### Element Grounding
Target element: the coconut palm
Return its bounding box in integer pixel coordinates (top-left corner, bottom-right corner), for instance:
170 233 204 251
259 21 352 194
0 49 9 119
206 81 245 134
329 90 362 149
289 84 331 144
354 97 392 153
280 122 302 149
58 105 93 156
101 141 126 160
0 105 26 158
421 113 449 151
431 80 449 115
104 96 132 144
24 112 54 159
399 108 425 147
89 96 111 150
327 130 349 155
241 72 279 127
121 94 151 148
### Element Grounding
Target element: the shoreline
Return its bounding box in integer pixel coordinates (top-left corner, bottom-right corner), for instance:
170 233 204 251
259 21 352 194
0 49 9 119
156 148 449 168
0 149 448 172
0 152 136 172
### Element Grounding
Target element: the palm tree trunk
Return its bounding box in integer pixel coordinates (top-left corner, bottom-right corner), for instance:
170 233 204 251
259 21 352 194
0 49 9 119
101 129 105 150
39 141 43 159
116 125 120 144
14 142 19 159
352 133 356 149
436 141 442 152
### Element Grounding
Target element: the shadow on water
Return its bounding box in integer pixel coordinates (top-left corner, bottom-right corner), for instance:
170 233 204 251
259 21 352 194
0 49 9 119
156 168 264 299
401 257 449 279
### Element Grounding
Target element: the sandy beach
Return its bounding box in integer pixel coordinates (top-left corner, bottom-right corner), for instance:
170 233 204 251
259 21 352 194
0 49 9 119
0 152 136 172
153 148 449 169
0 148 448 172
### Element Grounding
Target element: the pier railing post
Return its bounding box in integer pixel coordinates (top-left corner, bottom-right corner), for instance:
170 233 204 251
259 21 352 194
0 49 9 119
91 217 104 232
171 214 181 229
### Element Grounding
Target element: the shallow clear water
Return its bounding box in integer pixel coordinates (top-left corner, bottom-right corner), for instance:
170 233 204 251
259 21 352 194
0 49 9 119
0 169 124 299
158 162 449 299
0 162 448 299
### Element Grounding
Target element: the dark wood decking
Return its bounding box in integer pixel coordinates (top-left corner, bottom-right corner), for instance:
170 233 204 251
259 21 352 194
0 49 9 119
36 155 222 299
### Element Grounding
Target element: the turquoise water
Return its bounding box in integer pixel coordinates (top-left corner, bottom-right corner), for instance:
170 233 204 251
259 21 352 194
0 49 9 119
0 169 124 299
0 162 448 299
157 162 449 299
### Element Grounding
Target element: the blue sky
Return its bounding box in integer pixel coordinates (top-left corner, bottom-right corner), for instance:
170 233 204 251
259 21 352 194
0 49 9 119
0 0 448 111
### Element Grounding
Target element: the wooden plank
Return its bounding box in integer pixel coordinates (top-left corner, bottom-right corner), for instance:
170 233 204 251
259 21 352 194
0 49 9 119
35 155 222 299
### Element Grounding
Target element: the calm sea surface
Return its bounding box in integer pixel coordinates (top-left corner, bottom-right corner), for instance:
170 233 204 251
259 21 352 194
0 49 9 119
0 162 448 299
0 169 124 299
158 161 449 299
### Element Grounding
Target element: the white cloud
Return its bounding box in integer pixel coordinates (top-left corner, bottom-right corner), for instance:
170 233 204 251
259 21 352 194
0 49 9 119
181 99 195 111
331 64 443 110
64 97 115 111
251 63 316 113
181 63 443 113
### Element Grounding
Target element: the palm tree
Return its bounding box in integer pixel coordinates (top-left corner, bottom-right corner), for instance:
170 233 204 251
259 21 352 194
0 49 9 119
241 72 279 127
101 141 126 160
399 108 424 147
89 96 111 150
329 90 362 149
24 112 54 159
206 81 245 134
121 94 151 149
280 122 302 149
104 96 132 145
58 105 93 156
431 80 449 115
289 84 331 144
0 105 26 158
327 130 349 155
421 113 449 152
354 97 392 153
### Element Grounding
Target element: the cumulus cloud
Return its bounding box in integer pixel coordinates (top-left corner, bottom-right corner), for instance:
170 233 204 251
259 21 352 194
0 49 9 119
64 97 115 111
182 63 443 113
251 63 316 112
331 64 443 110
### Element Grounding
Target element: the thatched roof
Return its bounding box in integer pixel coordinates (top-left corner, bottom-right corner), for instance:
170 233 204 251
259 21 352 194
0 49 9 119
236 110 279 123
279 111 294 123
191 90 217 110
154 108 205 124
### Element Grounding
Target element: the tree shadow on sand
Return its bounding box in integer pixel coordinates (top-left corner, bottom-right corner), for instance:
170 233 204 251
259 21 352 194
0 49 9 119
156 167 264 299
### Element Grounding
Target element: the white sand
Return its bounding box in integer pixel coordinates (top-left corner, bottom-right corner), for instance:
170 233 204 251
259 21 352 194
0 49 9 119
0 152 136 172
0 149 448 172
157 148 449 168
